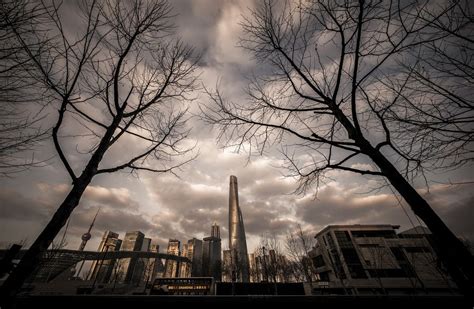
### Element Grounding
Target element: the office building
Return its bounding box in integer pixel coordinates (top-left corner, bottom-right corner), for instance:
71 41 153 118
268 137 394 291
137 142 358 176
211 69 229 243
164 239 181 278
188 238 203 277
88 231 122 283
179 243 190 277
148 243 162 282
202 223 222 281
128 237 150 284
120 231 145 283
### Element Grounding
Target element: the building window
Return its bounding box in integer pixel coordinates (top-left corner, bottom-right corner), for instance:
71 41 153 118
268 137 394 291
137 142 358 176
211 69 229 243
404 247 430 253
319 271 330 282
329 250 346 279
313 255 325 268
334 231 352 248
323 235 328 246
341 248 367 279
367 268 407 278
326 233 336 249
389 247 416 277
351 230 396 238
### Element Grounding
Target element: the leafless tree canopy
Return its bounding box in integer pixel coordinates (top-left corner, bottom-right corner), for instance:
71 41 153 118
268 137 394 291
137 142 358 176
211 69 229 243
202 0 474 293
1 0 199 298
285 225 317 283
13 0 199 179
0 0 49 175
203 0 473 190
254 233 290 283
393 1 473 169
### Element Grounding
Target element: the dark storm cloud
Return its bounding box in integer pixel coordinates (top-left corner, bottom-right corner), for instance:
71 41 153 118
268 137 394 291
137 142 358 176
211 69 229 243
172 0 223 63
0 189 51 221
146 175 228 237
153 178 226 211
295 180 474 239
249 179 294 199
71 207 155 234
422 184 474 240
145 156 298 241
441 200 474 240
37 183 140 211
1 0 473 254
0 184 164 249
243 200 296 235
295 183 401 227
50 184 156 237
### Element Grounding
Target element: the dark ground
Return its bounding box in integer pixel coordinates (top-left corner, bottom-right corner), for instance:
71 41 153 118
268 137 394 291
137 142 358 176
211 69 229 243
5 295 472 309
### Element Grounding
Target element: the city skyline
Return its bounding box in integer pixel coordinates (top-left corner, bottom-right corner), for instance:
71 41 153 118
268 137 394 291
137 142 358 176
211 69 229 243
0 0 473 258
2 171 472 254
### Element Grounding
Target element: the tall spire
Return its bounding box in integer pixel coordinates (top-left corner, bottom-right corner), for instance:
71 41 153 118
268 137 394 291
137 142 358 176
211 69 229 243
78 208 100 251
228 175 250 282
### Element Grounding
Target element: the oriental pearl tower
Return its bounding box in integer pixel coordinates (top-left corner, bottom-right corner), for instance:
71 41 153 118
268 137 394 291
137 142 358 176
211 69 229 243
228 175 250 282
78 208 100 251
72 208 100 279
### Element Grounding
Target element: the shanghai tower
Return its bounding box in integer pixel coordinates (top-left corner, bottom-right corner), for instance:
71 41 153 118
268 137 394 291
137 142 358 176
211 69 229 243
228 175 250 282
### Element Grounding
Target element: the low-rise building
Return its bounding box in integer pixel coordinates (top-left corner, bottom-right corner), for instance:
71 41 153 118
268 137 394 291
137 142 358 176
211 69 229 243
309 224 457 295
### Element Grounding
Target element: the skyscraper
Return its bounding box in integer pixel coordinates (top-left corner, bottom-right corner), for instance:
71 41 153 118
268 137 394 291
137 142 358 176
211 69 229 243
163 239 180 278
130 237 151 284
228 175 250 282
177 239 203 278
88 231 122 283
179 243 189 277
187 238 203 277
148 243 162 283
120 231 145 283
202 223 222 281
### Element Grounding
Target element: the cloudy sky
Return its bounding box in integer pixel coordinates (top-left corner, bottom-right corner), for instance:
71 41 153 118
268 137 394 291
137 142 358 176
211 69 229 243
1 0 473 255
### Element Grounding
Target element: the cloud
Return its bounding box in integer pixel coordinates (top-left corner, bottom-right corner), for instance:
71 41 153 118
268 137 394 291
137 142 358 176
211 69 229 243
0 183 157 249
1 0 473 256
0 189 52 221
141 152 300 247
37 183 140 211
294 179 474 240
295 182 399 227
421 184 474 240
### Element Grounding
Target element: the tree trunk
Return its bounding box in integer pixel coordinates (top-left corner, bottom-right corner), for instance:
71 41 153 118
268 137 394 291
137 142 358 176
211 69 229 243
0 115 121 303
361 141 474 295
0 175 92 302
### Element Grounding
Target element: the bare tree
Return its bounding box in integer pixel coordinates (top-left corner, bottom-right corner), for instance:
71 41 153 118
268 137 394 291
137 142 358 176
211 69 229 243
202 0 473 294
1 0 199 299
388 0 474 168
285 225 317 285
0 0 49 175
255 233 287 283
